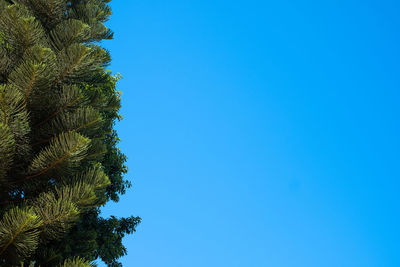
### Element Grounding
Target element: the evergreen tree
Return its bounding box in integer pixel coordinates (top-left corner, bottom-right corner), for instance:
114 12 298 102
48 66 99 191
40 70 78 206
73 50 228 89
0 0 140 266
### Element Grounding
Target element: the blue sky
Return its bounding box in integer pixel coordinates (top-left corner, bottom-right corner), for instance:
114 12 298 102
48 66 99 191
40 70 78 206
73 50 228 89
100 1 400 266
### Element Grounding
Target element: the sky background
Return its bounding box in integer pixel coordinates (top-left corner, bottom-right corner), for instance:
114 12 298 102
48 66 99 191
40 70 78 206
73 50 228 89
100 1 400 266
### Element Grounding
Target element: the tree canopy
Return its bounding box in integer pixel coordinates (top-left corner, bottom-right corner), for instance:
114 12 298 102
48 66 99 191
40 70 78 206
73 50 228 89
0 0 140 266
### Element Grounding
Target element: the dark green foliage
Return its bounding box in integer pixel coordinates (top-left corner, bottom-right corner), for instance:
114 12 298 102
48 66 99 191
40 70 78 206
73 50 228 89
37 73 141 266
0 0 140 266
44 209 141 267
84 72 132 202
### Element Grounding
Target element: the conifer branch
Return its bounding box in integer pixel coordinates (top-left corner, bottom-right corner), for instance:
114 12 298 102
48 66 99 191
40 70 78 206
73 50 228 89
33 95 82 129
26 139 85 178
0 215 33 256
51 51 86 87
0 93 7 124
32 117 102 147
23 65 38 105
10 134 89 185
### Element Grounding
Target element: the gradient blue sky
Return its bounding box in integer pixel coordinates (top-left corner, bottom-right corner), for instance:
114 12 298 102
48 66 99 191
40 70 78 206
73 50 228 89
100 1 400 266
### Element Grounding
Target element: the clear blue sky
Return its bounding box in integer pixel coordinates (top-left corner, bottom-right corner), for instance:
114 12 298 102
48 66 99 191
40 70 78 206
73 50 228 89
100 1 400 266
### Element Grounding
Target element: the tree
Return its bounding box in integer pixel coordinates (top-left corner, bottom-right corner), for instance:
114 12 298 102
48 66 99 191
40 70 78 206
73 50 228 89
37 72 141 267
0 0 140 266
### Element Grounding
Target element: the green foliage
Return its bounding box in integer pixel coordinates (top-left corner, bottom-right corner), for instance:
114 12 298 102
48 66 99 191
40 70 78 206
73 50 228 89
0 123 15 184
0 0 140 266
0 207 41 263
28 132 90 181
32 189 79 241
58 257 92 267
